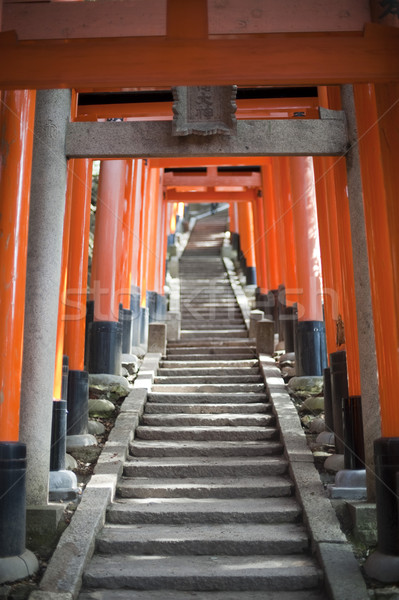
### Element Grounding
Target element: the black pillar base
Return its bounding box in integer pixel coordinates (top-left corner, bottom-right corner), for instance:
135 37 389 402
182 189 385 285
0 442 26 557
67 369 89 435
121 308 133 353
240 256 247 276
323 367 334 432
281 305 295 352
330 350 348 455
245 266 256 286
61 355 69 401
256 292 270 316
130 291 141 347
88 321 122 375
267 289 279 334
343 395 365 470
84 299 94 369
140 307 149 347
364 437 399 582
296 320 327 376
231 232 239 254
50 399 67 471
147 291 158 324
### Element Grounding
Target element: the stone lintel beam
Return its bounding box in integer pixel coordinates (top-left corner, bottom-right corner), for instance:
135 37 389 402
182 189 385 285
66 114 348 159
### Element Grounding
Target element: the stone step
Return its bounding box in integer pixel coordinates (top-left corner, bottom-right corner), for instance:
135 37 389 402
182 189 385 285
180 279 229 283
79 589 327 600
154 375 263 384
130 440 283 457
163 354 252 361
156 368 260 377
181 330 248 339
141 413 274 428
180 310 243 316
166 347 255 356
83 554 321 591
180 293 236 297
151 383 265 393
147 392 267 403
167 340 254 348
124 456 287 478
107 496 301 525
96 522 308 555
180 324 246 331
117 476 293 499
160 360 258 369
181 304 239 309
144 402 270 414
135 426 276 441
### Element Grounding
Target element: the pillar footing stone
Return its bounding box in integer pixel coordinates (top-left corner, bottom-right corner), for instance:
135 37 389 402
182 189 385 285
49 470 80 502
0 549 38 584
327 485 367 500
66 434 97 449
364 550 399 583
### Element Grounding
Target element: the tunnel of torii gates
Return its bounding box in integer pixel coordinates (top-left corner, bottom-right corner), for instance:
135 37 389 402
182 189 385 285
1 0 399 570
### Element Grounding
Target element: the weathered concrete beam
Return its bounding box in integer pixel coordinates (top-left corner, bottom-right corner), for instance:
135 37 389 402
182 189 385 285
66 114 348 159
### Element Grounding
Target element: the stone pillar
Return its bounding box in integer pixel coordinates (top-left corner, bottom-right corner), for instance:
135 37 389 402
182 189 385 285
249 309 264 338
166 311 181 341
19 89 71 505
148 323 167 355
256 320 275 355
341 84 381 500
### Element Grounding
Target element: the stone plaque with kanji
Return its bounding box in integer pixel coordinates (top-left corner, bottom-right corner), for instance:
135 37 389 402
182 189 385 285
172 86 237 136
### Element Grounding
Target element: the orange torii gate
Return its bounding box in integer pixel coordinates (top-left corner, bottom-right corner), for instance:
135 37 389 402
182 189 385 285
1 0 399 583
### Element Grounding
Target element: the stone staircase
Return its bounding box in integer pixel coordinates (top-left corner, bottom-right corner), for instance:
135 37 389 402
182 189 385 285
79 213 326 599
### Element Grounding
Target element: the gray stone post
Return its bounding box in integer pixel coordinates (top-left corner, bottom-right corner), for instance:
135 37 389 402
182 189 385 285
166 311 181 341
19 90 71 505
256 319 275 356
249 309 264 338
341 84 382 501
148 323 167 355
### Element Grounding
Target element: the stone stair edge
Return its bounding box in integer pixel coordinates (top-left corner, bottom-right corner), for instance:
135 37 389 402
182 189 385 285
33 351 163 599
258 356 369 600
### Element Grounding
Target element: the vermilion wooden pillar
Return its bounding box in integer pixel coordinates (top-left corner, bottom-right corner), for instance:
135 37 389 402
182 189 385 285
237 200 256 285
64 159 92 369
130 159 144 346
0 90 35 442
120 159 135 310
62 159 92 436
89 160 125 374
354 83 399 437
252 193 268 294
289 156 326 376
139 163 153 344
145 168 161 322
261 162 281 291
375 83 399 354
315 88 345 357
270 158 287 291
53 163 74 401
159 194 169 300
153 171 167 322
313 154 345 357
277 157 297 305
